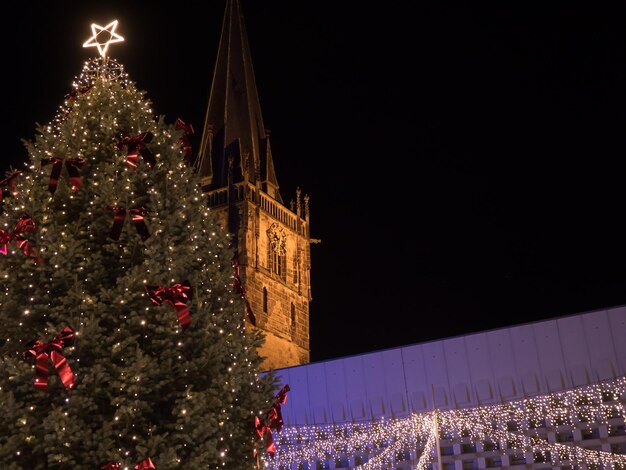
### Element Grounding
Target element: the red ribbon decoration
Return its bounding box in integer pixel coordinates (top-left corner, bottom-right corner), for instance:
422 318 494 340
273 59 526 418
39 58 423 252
65 85 93 105
0 213 38 257
23 326 76 392
232 254 256 326
145 281 193 328
267 384 290 433
109 206 151 241
62 85 94 119
42 157 87 194
0 170 22 202
253 384 290 465
253 416 276 461
100 463 120 470
276 385 290 404
117 132 156 169
100 458 155 470
135 458 156 470
175 118 194 161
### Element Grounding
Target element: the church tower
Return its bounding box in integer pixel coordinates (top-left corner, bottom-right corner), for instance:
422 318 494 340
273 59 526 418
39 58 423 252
195 0 313 370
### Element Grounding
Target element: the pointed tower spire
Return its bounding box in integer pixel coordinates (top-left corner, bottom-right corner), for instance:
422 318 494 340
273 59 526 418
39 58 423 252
196 0 282 202
197 0 313 370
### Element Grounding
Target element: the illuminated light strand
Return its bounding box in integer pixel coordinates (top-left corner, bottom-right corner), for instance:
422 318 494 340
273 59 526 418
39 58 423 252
268 414 434 469
413 426 435 470
472 427 626 468
49 57 132 139
268 376 626 469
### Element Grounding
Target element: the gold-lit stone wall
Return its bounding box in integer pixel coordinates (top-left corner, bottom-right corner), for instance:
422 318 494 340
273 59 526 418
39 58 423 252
207 187 311 370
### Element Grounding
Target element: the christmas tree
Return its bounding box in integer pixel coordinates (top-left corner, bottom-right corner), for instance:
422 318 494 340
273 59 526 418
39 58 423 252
0 22 277 469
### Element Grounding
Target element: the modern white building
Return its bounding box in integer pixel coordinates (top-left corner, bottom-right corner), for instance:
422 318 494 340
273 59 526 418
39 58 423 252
266 305 626 469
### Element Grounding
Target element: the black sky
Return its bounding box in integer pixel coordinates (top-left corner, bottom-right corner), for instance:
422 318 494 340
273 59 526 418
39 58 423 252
4 2 626 363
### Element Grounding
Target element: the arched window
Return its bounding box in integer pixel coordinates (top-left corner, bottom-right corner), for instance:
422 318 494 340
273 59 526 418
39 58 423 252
269 250 286 280
293 251 298 285
263 287 268 313
290 303 296 338
267 223 287 281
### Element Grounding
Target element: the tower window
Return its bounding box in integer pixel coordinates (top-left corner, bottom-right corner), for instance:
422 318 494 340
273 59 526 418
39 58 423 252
268 251 286 280
293 251 298 284
290 303 296 338
267 223 287 281
263 287 268 313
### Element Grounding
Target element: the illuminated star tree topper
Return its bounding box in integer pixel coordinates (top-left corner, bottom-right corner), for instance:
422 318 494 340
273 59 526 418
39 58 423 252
82 19 124 57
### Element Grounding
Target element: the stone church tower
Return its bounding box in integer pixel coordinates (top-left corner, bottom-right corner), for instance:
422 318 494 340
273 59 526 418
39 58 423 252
195 0 313 370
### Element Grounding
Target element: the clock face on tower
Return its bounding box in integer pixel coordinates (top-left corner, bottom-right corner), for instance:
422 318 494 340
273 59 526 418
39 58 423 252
267 223 287 256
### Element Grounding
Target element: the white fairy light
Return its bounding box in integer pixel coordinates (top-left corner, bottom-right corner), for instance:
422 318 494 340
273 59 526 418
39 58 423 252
267 376 626 470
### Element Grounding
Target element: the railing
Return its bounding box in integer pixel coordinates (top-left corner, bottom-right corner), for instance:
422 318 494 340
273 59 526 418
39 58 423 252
205 187 229 207
259 192 299 232
204 182 308 236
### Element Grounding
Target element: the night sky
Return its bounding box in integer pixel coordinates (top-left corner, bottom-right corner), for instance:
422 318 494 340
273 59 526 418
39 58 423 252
4 2 626 363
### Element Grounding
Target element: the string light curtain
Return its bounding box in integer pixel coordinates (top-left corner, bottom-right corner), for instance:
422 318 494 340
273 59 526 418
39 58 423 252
267 376 626 469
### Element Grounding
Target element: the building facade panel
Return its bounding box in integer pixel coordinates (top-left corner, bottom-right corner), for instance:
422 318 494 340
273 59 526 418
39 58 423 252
532 320 569 392
486 328 522 402
464 333 497 405
557 314 593 386
380 348 409 418
324 358 350 423
608 306 626 375
342 355 370 422
422 341 452 410
442 336 475 408
306 361 330 424
400 344 432 413
583 309 620 381
361 353 387 419
509 323 546 396
280 364 311 426
272 305 626 426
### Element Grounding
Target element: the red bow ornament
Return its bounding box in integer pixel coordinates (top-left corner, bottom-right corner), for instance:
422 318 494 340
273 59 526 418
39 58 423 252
0 214 38 257
267 384 290 433
146 281 193 328
232 254 256 326
253 384 290 465
117 132 156 169
23 326 76 392
41 157 87 194
100 457 155 470
0 170 22 202
61 85 93 118
175 118 194 160
109 206 151 241
64 84 93 105
254 415 276 459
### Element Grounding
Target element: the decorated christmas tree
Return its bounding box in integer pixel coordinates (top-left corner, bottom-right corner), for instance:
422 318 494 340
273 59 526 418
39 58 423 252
0 21 278 469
